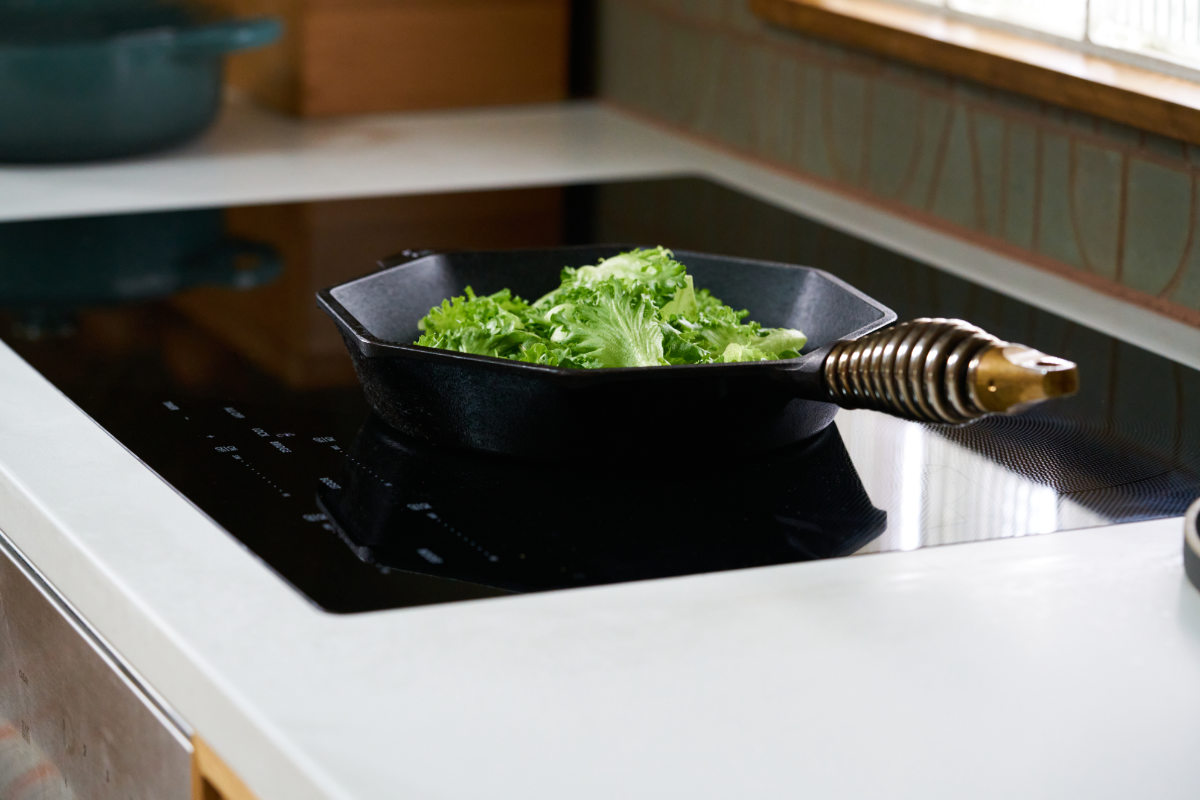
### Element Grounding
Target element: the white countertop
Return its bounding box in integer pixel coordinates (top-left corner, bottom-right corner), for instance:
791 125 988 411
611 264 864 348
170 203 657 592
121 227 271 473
2 99 1198 799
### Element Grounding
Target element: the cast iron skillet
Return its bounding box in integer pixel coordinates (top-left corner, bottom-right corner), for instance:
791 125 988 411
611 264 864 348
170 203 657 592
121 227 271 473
317 245 1078 460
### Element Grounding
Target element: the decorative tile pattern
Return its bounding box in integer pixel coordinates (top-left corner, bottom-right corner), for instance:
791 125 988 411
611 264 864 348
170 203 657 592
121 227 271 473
999 118 1038 250
597 0 1200 326
1123 158 1193 295
1068 141 1123 281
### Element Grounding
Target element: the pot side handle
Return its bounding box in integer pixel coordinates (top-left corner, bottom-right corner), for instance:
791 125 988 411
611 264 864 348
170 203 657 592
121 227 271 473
182 237 282 291
819 317 1079 424
173 17 282 57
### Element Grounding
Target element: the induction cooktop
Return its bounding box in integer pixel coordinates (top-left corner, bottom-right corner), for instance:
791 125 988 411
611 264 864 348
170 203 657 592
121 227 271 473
2 177 1197 613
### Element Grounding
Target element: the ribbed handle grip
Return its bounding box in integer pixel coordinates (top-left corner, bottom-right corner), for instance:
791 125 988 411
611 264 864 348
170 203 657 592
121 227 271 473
822 318 1078 424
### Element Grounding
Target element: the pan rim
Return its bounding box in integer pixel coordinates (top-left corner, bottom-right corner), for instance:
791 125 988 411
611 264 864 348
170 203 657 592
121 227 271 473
316 245 898 379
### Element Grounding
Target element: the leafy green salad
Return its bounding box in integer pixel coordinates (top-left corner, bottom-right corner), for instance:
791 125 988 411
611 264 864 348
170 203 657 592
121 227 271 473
414 247 807 368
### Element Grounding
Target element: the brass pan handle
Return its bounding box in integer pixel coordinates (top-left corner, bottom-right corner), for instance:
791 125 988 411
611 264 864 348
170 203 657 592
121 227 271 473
821 318 1078 424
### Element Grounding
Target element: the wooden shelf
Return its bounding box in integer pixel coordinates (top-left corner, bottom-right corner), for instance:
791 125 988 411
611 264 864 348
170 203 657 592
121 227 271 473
750 0 1200 145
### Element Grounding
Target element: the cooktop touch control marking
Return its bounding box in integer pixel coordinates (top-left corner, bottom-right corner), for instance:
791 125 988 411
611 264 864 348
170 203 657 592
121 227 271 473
407 503 500 563
230 454 291 499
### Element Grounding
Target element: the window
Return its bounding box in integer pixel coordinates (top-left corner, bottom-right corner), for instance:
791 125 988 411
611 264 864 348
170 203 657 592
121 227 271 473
899 0 1200 74
1091 1 1200 69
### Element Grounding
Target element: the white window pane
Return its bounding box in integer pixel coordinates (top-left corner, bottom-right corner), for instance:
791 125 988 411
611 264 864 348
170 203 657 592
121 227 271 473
949 0 1088 39
1090 0 1200 68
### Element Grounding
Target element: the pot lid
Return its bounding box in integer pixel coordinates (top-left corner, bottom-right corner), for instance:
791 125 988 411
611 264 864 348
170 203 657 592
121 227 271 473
0 0 206 46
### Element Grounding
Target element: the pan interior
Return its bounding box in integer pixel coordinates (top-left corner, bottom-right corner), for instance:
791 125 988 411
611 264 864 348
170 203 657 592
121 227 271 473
330 247 892 351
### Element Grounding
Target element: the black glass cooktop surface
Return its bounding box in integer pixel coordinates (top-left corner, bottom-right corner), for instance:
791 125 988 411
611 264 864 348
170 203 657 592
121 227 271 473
2 177 1198 613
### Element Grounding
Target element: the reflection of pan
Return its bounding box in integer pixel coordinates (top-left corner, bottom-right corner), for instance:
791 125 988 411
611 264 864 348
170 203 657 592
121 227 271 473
317 414 887 593
0 208 279 336
319 246 1078 460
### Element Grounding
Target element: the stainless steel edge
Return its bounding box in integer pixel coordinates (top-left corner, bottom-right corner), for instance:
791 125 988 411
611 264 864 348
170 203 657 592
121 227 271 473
0 526 192 799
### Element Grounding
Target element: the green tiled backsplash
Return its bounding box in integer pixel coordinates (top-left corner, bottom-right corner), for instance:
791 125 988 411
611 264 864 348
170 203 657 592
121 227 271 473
597 0 1200 326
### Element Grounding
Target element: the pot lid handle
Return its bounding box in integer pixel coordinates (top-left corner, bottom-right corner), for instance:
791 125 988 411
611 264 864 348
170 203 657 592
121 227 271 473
173 16 280 56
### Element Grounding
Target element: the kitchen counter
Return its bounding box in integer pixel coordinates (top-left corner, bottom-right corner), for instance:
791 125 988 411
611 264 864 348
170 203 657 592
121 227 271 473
2 98 1198 799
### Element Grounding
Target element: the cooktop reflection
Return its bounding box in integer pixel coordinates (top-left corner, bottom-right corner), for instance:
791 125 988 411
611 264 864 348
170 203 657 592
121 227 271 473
319 415 885 593
2 177 1199 613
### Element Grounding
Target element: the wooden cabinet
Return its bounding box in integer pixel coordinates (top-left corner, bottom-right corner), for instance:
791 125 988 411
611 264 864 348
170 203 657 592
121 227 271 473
192 737 259 800
213 0 570 116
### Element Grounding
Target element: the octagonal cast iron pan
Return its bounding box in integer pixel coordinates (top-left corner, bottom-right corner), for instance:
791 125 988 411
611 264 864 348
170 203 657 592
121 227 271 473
317 246 1079 460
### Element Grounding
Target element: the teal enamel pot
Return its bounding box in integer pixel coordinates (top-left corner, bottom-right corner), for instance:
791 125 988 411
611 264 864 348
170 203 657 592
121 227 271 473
0 3 280 161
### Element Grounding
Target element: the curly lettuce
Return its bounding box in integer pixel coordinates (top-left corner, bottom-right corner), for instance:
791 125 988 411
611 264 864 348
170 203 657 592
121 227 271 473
414 247 806 368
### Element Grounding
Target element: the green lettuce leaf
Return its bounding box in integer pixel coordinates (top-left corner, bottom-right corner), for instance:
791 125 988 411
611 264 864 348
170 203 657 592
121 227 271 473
413 248 805 368
538 245 686 308
540 279 665 367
